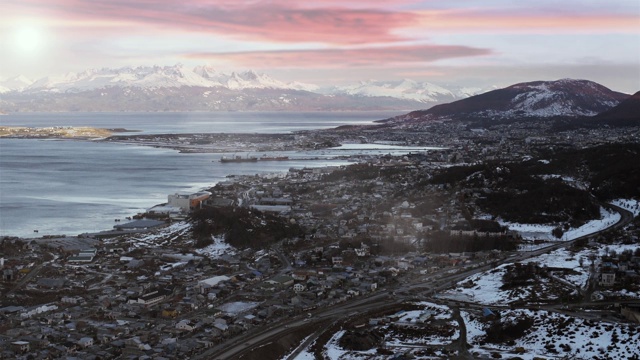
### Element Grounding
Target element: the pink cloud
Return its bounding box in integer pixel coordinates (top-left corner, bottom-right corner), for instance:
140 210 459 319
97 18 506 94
10 0 420 44
184 44 491 68
413 9 640 33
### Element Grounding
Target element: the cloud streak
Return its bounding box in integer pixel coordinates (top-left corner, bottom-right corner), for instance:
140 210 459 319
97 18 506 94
3 0 637 92
185 44 492 68
11 0 420 44
12 0 637 47
414 10 640 33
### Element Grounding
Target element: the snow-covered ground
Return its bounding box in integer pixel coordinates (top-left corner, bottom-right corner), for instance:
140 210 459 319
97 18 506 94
538 174 588 190
323 330 350 360
596 244 640 256
118 221 192 247
292 351 314 360
462 309 640 360
194 235 236 258
218 301 260 315
315 302 460 359
612 198 640 217
528 248 591 288
441 247 595 305
438 264 521 305
501 207 620 241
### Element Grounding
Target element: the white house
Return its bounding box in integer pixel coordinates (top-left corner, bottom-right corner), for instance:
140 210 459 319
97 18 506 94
78 337 94 348
600 272 616 286
198 275 230 294
176 319 196 332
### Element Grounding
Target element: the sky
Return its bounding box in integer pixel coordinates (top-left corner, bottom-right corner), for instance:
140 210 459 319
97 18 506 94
1 0 639 92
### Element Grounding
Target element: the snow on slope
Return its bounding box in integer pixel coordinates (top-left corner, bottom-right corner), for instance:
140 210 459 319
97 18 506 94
0 75 34 92
7 65 493 103
22 65 317 93
500 207 620 241
507 79 623 117
463 309 640 360
438 263 566 305
329 79 457 102
612 198 640 217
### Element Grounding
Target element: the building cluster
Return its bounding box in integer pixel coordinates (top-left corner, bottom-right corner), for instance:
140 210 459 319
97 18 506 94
597 244 640 292
1 120 638 358
0 227 490 358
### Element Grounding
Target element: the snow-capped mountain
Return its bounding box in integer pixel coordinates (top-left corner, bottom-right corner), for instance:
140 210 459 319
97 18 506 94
0 64 500 111
0 75 34 93
503 79 626 117
20 65 318 93
326 79 457 103
449 85 498 98
4 65 481 103
386 79 629 125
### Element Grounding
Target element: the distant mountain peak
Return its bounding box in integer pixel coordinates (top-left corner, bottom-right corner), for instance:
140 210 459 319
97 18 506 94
384 78 630 126
193 65 217 79
0 74 34 92
0 65 508 110
327 78 459 103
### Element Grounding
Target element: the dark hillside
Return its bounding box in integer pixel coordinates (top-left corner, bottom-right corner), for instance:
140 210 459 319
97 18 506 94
554 91 640 129
430 143 640 224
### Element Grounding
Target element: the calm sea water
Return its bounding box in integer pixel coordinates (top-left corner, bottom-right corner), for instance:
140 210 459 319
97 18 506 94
0 111 395 134
0 111 401 238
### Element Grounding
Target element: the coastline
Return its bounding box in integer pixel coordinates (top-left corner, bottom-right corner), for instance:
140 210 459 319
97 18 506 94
0 111 430 239
1 142 442 240
0 126 114 139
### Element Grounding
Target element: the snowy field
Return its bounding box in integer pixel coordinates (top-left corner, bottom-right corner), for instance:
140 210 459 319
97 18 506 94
527 248 591 288
612 198 640 217
596 244 640 256
501 207 620 241
462 309 640 360
442 241 640 304
194 235 237 258
439 258 582 306
441 247 598 305
102 221 238 259
316 302 460 360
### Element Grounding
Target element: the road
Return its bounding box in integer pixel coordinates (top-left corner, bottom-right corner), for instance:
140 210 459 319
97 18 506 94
2 253 59 297
197 203 634 359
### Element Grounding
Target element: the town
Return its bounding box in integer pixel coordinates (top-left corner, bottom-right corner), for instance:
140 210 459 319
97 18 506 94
1 118 639 360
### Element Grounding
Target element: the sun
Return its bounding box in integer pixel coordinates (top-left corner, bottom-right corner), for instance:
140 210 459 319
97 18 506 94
13 24 44 54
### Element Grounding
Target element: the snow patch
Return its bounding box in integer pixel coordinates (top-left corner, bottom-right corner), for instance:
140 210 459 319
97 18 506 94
501 207 620 241
195 235 236 259
612 198 640 217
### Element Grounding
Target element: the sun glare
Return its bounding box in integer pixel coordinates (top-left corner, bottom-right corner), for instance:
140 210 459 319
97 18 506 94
13 24 44 54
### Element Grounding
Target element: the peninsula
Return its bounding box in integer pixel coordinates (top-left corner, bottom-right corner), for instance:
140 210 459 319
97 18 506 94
0 126 113 139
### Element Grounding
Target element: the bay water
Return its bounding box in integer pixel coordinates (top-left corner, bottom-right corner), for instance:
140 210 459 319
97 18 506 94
0 111 400 238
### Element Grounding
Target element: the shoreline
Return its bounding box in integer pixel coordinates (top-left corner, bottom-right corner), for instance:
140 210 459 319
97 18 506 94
0 155 352 241
0 112 443 239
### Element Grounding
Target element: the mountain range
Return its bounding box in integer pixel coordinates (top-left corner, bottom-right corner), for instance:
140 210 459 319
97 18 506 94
0 67 636 121
382 79 634 127
0 65 491 112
